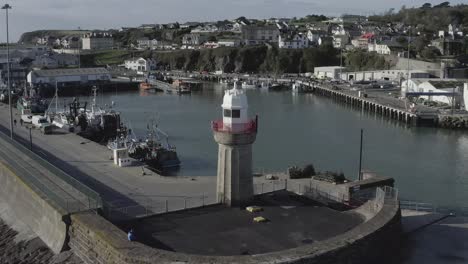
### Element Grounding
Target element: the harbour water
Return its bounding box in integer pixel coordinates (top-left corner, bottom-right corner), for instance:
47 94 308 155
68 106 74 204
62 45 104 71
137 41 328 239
81 83 468 208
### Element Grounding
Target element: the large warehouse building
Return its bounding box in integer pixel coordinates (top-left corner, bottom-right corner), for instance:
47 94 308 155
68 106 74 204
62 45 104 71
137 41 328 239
27 68 111 87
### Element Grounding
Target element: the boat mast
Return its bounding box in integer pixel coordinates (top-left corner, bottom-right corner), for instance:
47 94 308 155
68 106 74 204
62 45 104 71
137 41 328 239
92 86 97 114
55 81 58 112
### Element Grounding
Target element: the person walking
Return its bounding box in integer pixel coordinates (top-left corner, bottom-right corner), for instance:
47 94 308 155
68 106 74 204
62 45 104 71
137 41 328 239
127 229 136 241
13 119 17 126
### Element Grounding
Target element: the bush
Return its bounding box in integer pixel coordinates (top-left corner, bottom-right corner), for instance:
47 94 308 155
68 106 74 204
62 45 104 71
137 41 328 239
302 164 316 177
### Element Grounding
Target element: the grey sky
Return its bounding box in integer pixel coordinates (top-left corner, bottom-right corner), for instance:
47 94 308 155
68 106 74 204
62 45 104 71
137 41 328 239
0 0 466 42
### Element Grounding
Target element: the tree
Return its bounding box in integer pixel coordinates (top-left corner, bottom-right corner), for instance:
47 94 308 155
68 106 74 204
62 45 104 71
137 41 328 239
421 3 432 9
207 36 217 42
421 47 440 60
434 2 450 8
302 164 316 177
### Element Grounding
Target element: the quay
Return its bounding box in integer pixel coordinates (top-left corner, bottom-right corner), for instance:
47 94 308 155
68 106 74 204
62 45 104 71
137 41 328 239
297 80 438 126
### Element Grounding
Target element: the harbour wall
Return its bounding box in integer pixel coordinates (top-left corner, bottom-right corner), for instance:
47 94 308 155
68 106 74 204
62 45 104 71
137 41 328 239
297 80 438 126
0 161 68 254
68 186 401 264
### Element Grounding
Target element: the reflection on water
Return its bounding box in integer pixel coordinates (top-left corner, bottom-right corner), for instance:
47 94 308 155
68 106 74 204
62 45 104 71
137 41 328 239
79 83 468 207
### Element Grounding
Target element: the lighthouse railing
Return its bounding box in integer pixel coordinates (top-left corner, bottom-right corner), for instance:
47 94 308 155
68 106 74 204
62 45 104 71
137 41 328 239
211 118 257 134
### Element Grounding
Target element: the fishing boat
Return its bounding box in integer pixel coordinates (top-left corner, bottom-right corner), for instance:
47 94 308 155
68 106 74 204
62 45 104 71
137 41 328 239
75 87 123 143
139 82 163 92
242 80 258 89
16 86 48 114
269 82 291 91
127 120 180 170
45 83 75 131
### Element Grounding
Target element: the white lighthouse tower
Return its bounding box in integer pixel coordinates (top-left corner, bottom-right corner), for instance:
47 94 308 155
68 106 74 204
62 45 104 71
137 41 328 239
212 85 257 206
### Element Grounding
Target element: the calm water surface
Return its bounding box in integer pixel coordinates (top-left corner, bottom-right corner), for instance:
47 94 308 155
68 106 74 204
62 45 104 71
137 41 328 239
85 83 468 208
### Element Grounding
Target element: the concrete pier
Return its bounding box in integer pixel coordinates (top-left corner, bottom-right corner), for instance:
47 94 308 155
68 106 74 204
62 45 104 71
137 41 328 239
297 81 425 125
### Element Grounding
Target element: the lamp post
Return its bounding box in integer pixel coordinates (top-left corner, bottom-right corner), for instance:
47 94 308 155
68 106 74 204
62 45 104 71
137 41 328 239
2 3 13 139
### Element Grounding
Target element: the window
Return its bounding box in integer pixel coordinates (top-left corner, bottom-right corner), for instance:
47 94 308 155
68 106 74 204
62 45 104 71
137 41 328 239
224 109 231 117
232 110 240 118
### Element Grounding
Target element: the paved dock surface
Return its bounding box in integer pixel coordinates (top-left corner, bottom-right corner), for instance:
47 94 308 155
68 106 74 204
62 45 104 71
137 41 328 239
125 191 363 256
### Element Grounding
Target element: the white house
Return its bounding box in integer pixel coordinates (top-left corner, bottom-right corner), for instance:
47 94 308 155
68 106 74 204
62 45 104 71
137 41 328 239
137 38 159 50
124 57 156 72
190 24 219 34
278 33 309 49
27 68 111 86
368 41 404 55
182 34 207 46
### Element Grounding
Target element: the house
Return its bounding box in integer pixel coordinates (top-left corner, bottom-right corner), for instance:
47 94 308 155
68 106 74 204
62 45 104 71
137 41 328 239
82 33 114 50
27 68 111 86
307 30 326 46
153 41 176 50
182 33 207 46
332 35 350 49
368 41 404 55
124 57 157 72
351 38 369 49
59 36 81 49
241 25 280 45
190 24 219 34
218 39 241 47
331 24 346 36
232 17 251 32
137 38 159 50
278 33 309 49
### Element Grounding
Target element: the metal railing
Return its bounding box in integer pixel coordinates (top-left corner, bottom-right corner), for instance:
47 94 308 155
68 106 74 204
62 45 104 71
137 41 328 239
103 194 214 220
253 180 287 194
211 118 257 134
0 130 102 213
400 200 468 216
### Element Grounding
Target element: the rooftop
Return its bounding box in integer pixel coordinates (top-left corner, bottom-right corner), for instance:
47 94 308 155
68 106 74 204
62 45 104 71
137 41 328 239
123 191 363 256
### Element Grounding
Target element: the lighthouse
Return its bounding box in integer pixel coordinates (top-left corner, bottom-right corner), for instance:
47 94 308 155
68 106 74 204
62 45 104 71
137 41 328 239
212 84 258 206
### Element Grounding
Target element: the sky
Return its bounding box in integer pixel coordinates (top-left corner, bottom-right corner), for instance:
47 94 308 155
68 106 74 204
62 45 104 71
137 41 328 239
0 0 466 42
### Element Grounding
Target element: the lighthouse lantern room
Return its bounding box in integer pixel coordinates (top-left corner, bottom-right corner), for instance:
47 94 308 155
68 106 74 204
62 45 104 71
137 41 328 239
221 83 249 131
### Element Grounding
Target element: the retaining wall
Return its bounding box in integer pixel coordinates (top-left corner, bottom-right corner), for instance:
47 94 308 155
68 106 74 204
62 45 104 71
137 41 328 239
69 192 401 264
0 162 68 254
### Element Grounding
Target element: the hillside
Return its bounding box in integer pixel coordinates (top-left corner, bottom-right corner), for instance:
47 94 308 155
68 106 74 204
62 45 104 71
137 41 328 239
18 30 91 44
369 3 468 33
152 45 339 74
79 45 339 74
